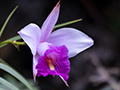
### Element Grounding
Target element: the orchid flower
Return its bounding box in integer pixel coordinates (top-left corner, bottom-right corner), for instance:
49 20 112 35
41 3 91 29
18 1 93 86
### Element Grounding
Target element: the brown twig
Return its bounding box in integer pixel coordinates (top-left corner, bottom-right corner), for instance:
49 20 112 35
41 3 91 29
89 53 120 90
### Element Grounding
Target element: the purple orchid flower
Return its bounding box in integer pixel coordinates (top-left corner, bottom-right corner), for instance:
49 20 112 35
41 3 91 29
18 1 93 86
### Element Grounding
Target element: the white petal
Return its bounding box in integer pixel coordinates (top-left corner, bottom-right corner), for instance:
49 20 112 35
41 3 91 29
47 28 94 58
18 23 41 55
40 1 60 42
33 53 40 81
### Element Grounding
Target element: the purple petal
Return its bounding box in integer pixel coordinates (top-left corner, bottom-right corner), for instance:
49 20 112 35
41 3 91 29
36 45 70 85
40 1 60 42
35 55 49 77
47 28 94 58
33 53 40 81
18 23 41 55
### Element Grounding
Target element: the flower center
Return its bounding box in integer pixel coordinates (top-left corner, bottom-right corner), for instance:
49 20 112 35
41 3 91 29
47 60 55 70
45 52 58 70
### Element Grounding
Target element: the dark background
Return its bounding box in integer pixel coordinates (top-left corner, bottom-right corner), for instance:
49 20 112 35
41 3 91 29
0 0 120 90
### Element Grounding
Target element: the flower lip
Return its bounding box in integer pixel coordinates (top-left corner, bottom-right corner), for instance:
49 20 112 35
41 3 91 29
45 51 58 70
36 45 70 85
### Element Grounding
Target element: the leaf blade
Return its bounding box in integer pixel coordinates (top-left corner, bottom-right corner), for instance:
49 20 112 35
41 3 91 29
0 77 20 90
54 18 82 28
0 62 34 90
0 6 18 38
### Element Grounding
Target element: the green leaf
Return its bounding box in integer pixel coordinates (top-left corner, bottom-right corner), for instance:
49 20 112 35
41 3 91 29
6 35 21 41
0 6 18 38
54 18 82 28
0 77 20 90
0 63 34 90
0 88 6 90
0 58 9 65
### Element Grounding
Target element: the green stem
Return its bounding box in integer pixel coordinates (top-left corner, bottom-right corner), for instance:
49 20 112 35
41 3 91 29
0 41 25 46
0 40 12 45
12 41 25 45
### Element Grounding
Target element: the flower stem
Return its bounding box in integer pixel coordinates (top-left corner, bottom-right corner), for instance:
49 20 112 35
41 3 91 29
0 40 13 45
12 41 25 45
0 40 25 46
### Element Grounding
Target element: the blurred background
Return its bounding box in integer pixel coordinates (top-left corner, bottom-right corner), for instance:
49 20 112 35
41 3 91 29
0 0 120 90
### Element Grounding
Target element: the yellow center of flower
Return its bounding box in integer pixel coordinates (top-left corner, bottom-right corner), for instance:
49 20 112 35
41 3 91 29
45 52 58 71
47 60 55 70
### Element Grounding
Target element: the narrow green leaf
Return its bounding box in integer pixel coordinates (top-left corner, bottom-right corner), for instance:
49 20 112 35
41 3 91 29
0 63 34 90
54 18 82 28
0 58 9 65
0 88 6 90
0 6 18 38
0 43 7 48
0 77 20 90
6 35 21 41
